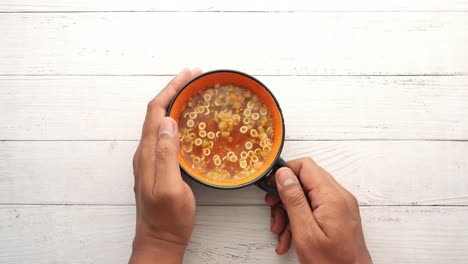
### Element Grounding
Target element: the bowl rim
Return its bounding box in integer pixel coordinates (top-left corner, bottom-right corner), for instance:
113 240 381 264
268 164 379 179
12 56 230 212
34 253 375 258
166 69 286 190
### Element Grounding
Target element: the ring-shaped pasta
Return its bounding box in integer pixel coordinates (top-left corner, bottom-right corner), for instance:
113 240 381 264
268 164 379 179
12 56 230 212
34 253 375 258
250 129 259 137
199 130 207 138
245 141 253 150
240 151 248 159
189 112 197 119
203 148 211 156
251 155 259 163
251 113 260 120
187 119 195 128
198 122 206 130
207 132 215 139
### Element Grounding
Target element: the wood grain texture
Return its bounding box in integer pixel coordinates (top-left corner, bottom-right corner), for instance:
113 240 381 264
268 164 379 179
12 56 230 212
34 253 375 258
0 13 467 76
1 0 467 12
1 205 467 264
1 76 467 140
2 140 467 205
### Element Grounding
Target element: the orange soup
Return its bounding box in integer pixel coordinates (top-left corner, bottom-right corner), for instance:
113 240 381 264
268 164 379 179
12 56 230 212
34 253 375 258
179 84 274 181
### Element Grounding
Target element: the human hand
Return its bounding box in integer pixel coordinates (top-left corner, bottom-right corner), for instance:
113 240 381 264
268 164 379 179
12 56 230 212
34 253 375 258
130 68 202 264
265 158 372 264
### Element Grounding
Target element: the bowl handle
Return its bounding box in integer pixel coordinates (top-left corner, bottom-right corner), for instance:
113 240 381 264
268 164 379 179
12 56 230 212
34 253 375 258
255 157 289 196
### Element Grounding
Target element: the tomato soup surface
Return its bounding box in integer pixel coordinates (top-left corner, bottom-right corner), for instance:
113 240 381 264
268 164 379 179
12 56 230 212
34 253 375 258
179 84 274 181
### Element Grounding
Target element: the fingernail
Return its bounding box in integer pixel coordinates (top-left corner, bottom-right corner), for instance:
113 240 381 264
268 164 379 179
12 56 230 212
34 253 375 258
159 117 175 136
277 168 298 187
270 212 275 231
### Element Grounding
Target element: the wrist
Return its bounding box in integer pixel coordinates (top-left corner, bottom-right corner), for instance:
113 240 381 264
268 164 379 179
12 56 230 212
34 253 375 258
129 235 187 264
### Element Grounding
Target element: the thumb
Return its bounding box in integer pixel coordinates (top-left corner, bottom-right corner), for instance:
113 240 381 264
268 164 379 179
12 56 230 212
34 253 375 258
276 168 315 232
154 117 182 191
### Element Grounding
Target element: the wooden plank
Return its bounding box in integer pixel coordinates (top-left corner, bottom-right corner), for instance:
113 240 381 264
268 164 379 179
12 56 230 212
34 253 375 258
0 13 467 75
1 140 467 205
1 76 467 140
1 0 467 12
0 205 467 263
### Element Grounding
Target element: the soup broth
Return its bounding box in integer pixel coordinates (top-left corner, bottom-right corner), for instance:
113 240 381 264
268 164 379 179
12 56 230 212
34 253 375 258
179 84 274 181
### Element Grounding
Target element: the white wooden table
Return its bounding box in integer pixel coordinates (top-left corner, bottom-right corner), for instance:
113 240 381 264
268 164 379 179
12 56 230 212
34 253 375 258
1 1 468 263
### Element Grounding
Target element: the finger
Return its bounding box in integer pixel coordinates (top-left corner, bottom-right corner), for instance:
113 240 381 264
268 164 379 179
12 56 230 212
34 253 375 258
141 68 193 144
287 157 340 209
132 145 141 193
148 68 202 192
290 157 356 208
132 145 140 177
276 225 292 255
271 206 288 235
265 193 281 207
287 157 334 191
153 117 182 195
191 67 203 77
276 168 321 236
138 69 194 195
